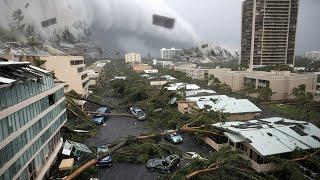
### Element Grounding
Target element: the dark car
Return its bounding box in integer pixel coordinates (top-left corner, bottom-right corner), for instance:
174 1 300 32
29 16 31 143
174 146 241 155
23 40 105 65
130 107 146 121
165 132 183 144
96 145 112 167
92 107 111 125
146 154 180 173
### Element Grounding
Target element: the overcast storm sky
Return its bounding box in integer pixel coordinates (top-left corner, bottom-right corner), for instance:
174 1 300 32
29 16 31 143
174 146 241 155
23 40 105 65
0 0 319 56
164 0 320 55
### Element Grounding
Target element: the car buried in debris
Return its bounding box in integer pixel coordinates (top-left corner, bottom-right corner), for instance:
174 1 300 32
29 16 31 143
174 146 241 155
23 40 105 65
130 107 146 120
146 154 180 173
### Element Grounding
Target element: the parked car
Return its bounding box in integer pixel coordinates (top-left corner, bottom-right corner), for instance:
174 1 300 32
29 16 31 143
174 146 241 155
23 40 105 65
130 107 146 120
184 152 207 161
146 154 180 173
96 145 112 167
97 107 112 114
165 132 183 144
92 107 111 125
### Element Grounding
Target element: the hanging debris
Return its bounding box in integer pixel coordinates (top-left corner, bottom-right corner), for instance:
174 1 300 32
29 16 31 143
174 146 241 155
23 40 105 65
41 17 57 28
152 14 175 29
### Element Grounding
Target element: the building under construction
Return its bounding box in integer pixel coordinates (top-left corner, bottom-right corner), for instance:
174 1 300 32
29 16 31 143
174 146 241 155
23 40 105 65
240 0 299 69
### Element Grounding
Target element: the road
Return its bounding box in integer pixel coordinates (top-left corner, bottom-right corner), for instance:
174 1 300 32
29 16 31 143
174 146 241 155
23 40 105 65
84 112 210 180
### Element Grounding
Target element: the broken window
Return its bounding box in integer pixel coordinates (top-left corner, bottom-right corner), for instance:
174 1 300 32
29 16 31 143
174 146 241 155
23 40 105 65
48 94 56 106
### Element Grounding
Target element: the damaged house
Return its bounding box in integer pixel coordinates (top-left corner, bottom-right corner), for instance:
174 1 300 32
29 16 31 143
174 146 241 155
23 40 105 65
205 117 320 173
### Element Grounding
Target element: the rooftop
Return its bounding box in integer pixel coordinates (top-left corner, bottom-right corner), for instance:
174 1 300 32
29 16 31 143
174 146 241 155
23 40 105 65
166 83 200 91
213 117 320 156
0 58 51 87
185 89 216 97
195 98 261 114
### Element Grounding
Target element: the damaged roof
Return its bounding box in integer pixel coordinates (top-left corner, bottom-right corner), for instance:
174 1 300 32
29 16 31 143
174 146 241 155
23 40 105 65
0 42 51 56
213 117 320 156
0 58 50 87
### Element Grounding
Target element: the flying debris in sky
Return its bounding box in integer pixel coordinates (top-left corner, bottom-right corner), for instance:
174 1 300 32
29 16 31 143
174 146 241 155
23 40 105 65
41 17 57 28
25 3 29 8
152 14 175 29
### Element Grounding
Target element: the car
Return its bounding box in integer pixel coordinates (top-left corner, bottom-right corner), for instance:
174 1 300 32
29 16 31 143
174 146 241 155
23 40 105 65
146 154 180 173
165 132 183 144
96 145 112 167
130 107 146 121
184 152 207 161
97 107 112 114
92 107 111 125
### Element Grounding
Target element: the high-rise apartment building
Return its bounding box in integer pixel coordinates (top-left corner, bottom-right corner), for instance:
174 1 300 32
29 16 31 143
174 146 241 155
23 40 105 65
241 0 299 69
0 59 67 179
161 48 183 61
125 53 141 63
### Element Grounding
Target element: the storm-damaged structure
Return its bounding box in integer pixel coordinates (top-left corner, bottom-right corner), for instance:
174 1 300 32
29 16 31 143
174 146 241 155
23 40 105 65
0 58 67 180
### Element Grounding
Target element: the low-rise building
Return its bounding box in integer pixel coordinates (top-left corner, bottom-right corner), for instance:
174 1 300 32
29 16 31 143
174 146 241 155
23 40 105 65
166 83 200 91
185 89 216 97
0 59 67 179
150 81 169 87
144 69 158 74
125 53 141 63
306 51 320 61
207 117 320 172
132 63 152 73
86 60 108 90
152 59 173 68
175 66 318 101
179 95 261 121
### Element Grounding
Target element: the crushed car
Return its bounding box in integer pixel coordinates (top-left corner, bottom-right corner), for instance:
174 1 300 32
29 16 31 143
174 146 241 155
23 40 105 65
92 107 111 125
183 152 207 161
146 154 180 173
130 107 146 121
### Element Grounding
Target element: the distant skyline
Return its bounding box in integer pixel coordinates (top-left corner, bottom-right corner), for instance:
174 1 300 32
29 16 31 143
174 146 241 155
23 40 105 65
164 0 320 55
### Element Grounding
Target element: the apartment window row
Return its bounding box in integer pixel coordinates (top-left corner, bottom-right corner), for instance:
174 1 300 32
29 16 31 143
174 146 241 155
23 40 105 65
70 60 84 65
16 132 60 180
0 102 65 169
0 89 64 142
0 77 55 110
0 113 66 180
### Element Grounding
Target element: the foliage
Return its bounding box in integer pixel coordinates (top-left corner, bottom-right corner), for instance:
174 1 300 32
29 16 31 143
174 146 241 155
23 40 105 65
34 59 46 67
160 147 275 180
254 64 294 72
113 139 182 163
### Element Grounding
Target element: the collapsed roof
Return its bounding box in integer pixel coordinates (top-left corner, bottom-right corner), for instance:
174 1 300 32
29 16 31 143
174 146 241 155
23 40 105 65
0 58 51 87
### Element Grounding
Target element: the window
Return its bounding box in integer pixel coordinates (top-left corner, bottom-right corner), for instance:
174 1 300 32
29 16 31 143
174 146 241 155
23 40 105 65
77 67 84 73
81 73 88 80
70 60 84 65
48 94 56 106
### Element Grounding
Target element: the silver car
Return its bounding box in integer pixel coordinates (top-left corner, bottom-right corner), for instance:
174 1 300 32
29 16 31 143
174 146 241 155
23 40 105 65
130 107 146 121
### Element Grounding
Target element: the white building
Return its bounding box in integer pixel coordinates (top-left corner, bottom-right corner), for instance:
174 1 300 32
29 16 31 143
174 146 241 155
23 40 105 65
160 48 183 61
152 59 174 68
125 53 141 63
306 51 320 61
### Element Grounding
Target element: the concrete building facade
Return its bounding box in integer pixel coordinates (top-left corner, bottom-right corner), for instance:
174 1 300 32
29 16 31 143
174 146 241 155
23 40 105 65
160 48 183 61
40 56 90 97
306 51 320 61
0 60 67 180
125 53 141 63
174 66 318 101
241 0 299 69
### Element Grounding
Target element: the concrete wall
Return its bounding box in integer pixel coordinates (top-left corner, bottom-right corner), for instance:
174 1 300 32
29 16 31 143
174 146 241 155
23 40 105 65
41 56 89 97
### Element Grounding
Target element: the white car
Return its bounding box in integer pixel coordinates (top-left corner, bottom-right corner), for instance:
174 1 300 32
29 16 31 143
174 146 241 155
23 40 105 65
183 152 207 161
130 107 146 121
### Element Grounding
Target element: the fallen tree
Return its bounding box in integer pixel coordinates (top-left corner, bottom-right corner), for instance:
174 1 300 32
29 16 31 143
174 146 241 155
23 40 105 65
64 123 223 179
66 93 114 109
